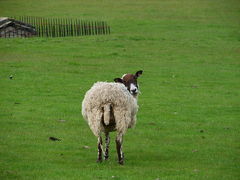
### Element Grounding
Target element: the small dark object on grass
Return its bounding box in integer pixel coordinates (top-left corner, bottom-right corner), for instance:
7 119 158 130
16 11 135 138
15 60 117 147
200 130 204 133
49 137 61 141
148 122 157 126
9 75 13 79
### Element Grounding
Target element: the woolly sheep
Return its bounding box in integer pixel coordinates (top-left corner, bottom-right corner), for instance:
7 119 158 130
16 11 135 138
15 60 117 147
82 70 143 165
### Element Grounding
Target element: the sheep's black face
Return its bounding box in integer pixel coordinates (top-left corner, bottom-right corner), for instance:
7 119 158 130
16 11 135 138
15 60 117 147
114 70 143 97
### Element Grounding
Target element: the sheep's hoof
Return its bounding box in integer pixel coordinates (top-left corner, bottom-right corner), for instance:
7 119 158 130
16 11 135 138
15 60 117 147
104 155 109 160
118 153 124 165
118 160 124 165
96 159 103 163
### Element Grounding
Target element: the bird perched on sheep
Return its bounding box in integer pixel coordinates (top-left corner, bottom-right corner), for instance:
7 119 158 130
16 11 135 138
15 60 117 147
82 70 143 165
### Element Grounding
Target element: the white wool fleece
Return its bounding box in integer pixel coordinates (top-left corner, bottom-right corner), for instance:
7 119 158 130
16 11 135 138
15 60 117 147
82 82 138 137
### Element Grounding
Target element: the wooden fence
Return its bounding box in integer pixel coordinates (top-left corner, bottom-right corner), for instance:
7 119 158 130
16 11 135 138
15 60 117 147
12 16 111 37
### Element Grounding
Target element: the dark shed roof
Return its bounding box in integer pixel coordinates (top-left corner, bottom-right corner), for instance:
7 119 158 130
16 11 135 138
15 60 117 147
0 17 36 34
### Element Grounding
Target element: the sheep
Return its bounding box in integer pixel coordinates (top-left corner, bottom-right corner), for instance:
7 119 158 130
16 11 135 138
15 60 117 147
82 70 143 165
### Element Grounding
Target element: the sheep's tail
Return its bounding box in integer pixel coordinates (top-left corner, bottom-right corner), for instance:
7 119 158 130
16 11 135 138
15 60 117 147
103 103 111 125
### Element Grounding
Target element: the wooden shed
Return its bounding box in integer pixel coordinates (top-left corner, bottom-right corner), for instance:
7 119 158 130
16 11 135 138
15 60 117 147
0 17 37 38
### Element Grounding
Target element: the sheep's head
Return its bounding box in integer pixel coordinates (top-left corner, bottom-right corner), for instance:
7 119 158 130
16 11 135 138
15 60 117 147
114 70 143 97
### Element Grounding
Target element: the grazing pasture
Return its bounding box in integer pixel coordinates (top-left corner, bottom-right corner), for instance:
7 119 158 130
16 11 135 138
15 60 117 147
0 0 239 179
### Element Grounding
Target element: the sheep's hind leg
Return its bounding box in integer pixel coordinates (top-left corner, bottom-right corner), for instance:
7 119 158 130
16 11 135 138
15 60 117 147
104 132 110 160
97 136 103 163
116 133 124 165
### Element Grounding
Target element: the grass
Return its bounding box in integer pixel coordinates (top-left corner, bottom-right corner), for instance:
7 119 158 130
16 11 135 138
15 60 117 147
0 0 240 179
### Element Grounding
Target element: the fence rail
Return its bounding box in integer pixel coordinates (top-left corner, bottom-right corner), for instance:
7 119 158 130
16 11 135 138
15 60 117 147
1 16 110 38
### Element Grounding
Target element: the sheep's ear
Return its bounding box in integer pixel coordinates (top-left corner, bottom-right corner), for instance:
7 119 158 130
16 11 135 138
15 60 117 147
135 70 143 78
114 78 124 83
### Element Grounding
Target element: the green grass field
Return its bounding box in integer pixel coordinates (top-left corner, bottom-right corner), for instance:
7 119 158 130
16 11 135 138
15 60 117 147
0 0 240 179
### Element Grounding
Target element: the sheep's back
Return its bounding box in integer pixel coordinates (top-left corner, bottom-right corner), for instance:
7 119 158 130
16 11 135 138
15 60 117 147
83 82 132 109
